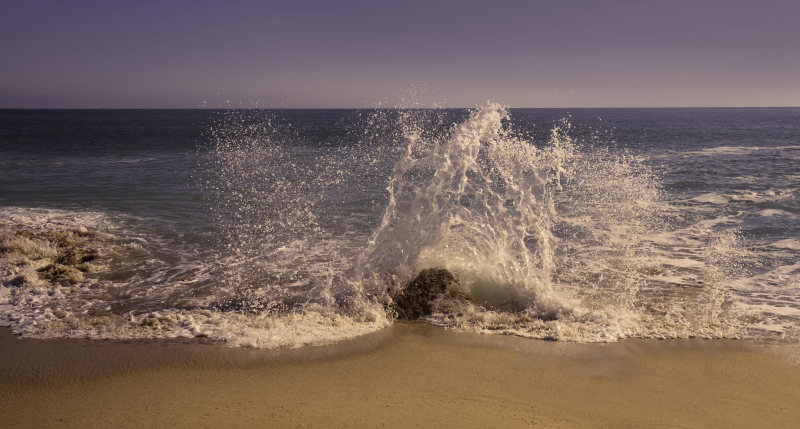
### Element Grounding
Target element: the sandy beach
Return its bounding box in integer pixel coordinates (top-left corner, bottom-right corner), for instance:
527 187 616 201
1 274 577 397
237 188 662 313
2 324 799 428
4 1 800 427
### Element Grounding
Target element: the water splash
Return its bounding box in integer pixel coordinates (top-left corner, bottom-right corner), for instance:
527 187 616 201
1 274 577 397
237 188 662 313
353 103 741 340
358 105 564 311
1 103 751 347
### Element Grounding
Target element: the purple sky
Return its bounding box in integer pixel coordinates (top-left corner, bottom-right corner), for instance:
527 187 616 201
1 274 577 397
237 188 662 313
1 0 798 108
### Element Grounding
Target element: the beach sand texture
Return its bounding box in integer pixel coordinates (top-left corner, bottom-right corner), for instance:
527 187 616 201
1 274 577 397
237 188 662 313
3 324 799 428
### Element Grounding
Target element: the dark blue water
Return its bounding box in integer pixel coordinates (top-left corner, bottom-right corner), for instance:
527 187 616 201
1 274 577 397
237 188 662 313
2 108 797 214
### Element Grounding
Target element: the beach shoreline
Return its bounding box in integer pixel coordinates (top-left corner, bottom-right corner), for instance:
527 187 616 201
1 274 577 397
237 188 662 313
3 325 799 428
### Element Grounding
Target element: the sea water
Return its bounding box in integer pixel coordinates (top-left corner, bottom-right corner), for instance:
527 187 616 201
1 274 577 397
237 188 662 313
1 106 798 348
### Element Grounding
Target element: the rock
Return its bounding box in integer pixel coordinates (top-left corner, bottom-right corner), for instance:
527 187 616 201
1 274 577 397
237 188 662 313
7 275 26 287
37 263 84 284
391 268 471 320
56 248 97 267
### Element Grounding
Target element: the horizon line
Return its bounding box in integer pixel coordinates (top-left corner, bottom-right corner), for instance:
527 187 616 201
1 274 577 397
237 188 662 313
2 106 799 110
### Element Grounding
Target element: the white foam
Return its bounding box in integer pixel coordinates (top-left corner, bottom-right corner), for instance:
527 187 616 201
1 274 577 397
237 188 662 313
677 145 800 157
5 105 797 347
352 104 743 342
774 239 800 250
691 193 729 204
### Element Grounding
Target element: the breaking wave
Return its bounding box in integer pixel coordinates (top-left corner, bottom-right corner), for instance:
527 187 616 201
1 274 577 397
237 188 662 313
1 103 763 347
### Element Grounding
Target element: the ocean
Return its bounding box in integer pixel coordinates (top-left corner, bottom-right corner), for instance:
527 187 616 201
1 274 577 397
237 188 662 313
1 105 798 348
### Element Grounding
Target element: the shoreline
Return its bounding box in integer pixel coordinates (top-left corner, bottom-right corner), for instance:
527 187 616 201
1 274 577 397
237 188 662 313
3 325 800 427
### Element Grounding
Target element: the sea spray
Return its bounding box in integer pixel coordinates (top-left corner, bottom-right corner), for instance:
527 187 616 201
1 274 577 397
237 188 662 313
0 105 753 346
356 105 566 313
202 103 744 342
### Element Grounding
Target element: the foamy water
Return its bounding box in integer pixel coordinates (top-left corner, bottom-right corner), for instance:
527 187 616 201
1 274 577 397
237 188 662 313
1 107 798 347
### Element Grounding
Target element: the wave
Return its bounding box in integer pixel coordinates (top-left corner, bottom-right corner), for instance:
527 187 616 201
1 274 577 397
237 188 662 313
4 103 789 347
659 145 800 158
198 103 747 343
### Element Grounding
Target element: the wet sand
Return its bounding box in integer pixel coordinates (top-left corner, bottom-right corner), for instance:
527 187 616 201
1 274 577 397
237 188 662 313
2 324 799 428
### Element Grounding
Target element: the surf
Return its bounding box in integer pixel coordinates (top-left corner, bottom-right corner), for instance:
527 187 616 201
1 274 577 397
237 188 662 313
1 104 754 347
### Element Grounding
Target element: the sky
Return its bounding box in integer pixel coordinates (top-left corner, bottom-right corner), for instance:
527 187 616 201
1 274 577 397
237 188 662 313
1 0 798 108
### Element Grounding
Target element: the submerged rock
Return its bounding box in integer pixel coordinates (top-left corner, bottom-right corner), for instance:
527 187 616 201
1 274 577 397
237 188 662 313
37 263 84 284
56 247 97 267
391 268 471 320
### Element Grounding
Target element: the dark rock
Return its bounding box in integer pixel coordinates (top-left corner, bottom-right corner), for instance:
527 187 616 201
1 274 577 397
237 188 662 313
37 263 83 284
56 248 97 266
391 268 471 320
7 275 25 287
